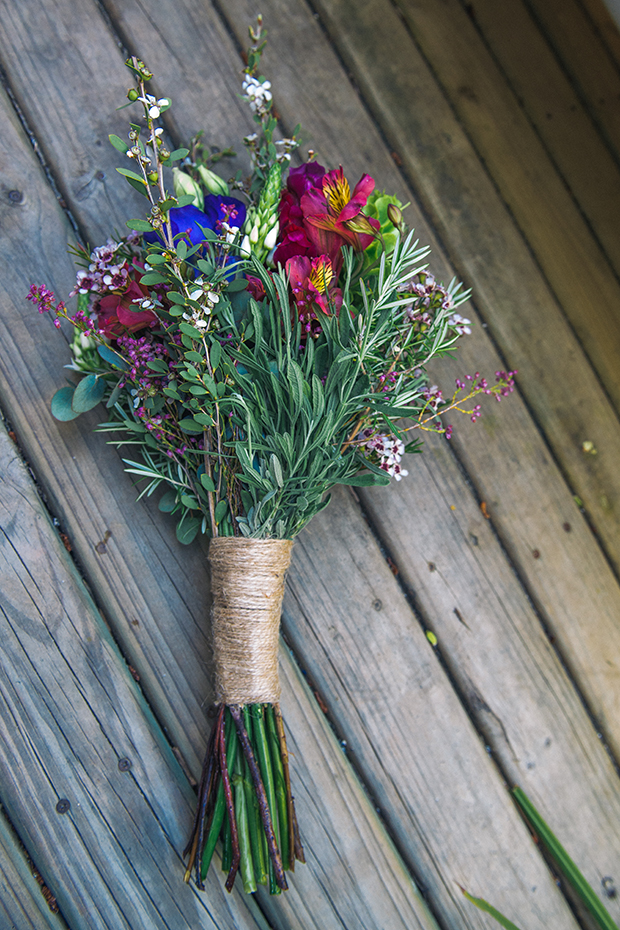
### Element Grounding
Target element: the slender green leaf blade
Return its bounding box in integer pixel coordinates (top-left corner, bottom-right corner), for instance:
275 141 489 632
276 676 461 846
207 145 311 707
461 889 523 930
513 788 620 930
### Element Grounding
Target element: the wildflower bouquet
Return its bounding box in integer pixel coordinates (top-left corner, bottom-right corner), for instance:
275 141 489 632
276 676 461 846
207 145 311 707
29 26 515 897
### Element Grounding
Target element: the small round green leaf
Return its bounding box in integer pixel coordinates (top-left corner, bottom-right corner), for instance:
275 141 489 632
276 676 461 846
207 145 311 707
158 490 178 513
71 375 106 413
176 516 201 544
51 386 80 421
200 473 216 493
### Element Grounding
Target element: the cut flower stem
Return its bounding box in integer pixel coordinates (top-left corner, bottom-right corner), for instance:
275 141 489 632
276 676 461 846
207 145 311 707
184 703 302 894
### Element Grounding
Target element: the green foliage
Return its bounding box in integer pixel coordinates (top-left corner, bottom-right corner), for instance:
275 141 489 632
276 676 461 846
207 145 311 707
513 788 620 930
47 58 485 545
463 788 620 930
461 889 523 930
51 386 80 421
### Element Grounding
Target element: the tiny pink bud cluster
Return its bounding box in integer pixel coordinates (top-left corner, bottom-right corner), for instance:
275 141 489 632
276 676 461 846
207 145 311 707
26 285 66 328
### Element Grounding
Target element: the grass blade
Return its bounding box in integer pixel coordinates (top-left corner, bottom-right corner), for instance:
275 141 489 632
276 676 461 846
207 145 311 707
460 886 523 930
513 788 619 930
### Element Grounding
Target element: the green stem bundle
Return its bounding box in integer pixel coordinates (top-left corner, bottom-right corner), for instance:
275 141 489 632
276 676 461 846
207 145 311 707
184 703 304 893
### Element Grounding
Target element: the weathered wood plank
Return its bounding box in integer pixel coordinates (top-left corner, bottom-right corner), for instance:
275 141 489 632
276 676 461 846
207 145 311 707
305 0 620 566
0 1 616 926
0 425 266 930
393 0 620 384
283 489 580 930
221 0 620 786
0 806 68 930
0 74 215 780
0 12 447 930
579 0 620 68
441 0 620 281
360 435 620 924
526 0 620 160
90 5 620 921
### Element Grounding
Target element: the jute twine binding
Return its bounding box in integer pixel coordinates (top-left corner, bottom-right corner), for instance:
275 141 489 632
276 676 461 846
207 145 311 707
209 537 293 705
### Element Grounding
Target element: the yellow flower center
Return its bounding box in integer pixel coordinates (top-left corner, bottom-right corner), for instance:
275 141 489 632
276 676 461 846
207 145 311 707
323 172 351 215
309 257 334 294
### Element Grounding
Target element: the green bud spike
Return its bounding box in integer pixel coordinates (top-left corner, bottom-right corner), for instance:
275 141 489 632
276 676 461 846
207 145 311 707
243 162 282 261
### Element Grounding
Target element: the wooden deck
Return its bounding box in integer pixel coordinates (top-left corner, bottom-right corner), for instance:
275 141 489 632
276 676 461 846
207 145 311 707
1 0 620 927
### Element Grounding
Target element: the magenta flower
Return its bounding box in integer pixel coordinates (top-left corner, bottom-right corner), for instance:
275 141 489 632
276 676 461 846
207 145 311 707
274 163 379 276
286 254 343 336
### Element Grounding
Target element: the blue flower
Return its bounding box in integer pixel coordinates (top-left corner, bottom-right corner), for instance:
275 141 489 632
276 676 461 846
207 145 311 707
144 196 247 247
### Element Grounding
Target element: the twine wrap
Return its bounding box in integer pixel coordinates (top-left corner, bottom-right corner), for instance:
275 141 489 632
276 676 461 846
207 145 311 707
209 537 293 705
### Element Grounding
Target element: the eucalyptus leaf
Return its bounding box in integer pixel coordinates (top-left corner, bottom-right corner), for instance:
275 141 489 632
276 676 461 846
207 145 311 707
72 375 106 413
97 344 130 371
51 385 80 421
158 490 178 512
176 516 201 545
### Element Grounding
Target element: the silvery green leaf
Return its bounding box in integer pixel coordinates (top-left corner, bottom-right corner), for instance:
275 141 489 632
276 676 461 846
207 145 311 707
51 385 80 421
270 454 283 488
72 375 106 413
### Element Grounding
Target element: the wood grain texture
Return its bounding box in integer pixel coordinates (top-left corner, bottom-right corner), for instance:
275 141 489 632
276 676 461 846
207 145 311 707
0 7 451 929
305 0 620 574
221 0 620 785
393 0 620 389
579 0 620 68
526 0 620 160
361 434 620 924
0 0 618 928
0 806 68 930
283 489 579 930
422 0 620 281
0 426 266 930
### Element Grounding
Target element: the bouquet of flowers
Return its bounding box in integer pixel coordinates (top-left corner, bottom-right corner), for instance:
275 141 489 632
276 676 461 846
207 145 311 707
28 22 515 897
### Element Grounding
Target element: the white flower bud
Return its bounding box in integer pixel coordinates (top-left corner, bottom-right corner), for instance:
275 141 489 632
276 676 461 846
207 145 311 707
196 165 229 197
172 167 204 210
263 221 279 251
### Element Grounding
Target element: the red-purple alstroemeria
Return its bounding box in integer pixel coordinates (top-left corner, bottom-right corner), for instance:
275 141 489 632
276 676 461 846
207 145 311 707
274 163 379 277
287 254 343 336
